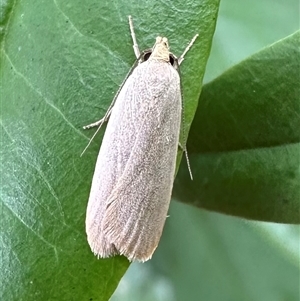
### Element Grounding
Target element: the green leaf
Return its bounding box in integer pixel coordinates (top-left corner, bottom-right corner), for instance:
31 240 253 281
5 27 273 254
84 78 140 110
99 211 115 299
154 203 300 301
0 0 219 300
174 31 300 223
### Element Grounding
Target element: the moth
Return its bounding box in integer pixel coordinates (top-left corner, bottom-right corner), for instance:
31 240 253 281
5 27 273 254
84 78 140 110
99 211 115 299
84 16 197 262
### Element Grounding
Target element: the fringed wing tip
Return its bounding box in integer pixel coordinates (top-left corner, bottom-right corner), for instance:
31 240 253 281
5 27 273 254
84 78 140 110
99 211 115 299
88 238 156 262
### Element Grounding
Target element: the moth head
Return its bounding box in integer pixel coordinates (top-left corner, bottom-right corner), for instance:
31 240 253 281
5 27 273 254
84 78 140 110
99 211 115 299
139 37 179 70
149 36 170 62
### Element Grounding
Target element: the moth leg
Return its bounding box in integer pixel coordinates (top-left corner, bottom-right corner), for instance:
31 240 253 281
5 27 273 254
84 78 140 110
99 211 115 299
80 106 113 156
128 16 141 59
178 34 199 65
83 107 112 129
178 142 184 151
177 33 198 178
178 142 193 181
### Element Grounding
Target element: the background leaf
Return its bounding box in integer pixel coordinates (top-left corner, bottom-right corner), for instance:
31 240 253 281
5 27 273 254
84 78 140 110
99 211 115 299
0 0 219 300
174 31 300 223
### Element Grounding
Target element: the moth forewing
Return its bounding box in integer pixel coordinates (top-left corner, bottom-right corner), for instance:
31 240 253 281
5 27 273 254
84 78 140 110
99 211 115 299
85 17 197 262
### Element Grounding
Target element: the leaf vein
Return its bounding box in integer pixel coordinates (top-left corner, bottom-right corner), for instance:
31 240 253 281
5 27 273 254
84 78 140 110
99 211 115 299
3 51 89 141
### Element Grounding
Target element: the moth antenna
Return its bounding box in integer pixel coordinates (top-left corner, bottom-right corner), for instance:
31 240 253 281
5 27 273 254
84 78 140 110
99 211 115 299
128 15 141 59
178 34 199 65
